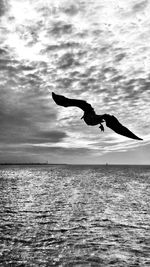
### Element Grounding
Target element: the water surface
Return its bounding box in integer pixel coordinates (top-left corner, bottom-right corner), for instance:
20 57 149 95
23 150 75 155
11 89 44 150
0 165 150 266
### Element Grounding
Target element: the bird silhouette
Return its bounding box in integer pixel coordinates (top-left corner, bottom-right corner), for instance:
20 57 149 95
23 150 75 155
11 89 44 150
52 92 143 140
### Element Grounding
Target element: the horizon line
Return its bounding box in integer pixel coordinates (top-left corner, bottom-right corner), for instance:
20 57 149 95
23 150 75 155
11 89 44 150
0 163 150 166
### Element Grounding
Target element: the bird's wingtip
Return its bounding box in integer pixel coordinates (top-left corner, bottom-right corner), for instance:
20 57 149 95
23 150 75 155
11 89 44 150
52 92 57 99
135 136 143 140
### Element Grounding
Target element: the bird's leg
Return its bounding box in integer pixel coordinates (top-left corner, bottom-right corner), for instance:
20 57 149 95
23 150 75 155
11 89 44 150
99 123 104 132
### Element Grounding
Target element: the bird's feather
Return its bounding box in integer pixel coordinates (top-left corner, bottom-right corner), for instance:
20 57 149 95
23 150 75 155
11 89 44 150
103 114 142 140
52 92 95 114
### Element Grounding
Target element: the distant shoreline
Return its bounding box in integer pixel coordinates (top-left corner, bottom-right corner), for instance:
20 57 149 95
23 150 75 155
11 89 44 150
0 163 149 166
0 163 67 166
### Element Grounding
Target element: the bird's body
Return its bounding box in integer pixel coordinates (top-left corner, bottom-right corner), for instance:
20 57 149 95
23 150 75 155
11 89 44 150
52 92 143 141
82 113 103 126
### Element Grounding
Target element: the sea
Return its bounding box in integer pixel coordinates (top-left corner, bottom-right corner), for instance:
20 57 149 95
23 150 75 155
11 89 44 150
0 164 150 267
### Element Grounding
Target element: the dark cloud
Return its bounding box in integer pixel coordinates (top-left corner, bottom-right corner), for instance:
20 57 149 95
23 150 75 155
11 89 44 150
0 58 18 71
122 76 150 99
0 0 8 17
56 77 73 89
0 48 7 55
43 41 80 54
79 77 100 92
99 45 111 54
0 63 57 147
62 3 80 16
27 130 68 144
132 0 148 13
50 21 73 36
111 75 125 83
115 53 126 62
0 103 62 146
102 66 117 75
58 52 79 69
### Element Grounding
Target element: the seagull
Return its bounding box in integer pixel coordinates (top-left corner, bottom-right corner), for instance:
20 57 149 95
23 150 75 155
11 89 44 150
52 92 143 140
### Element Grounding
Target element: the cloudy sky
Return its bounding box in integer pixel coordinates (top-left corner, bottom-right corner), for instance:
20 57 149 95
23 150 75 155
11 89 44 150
0 0 150 164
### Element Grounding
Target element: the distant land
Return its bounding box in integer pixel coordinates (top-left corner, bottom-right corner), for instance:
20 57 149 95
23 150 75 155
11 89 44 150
0 163 149 166
0 163 67 165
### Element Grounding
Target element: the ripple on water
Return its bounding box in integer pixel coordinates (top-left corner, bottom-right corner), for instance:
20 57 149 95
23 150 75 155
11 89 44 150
0 165 150 266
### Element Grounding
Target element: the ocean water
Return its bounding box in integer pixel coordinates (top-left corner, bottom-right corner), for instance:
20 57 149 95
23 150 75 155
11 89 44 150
0 165 150 267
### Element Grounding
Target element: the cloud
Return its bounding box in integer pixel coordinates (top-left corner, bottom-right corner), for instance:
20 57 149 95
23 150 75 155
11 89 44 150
0 74 57 148
50 21 73 36
43 41 79 53
0 48 7 55
0 0 8 17
132 0 148 13
61 2 80 16
0 0 150 164
58 52 78 69
27 130 68 144
22 146 93 158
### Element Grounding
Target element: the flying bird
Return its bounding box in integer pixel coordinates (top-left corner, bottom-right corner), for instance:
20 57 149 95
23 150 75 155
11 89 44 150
52 92 143 140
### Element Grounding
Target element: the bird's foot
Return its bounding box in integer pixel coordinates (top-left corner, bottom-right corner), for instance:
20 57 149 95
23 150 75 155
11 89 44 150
99 124 104 132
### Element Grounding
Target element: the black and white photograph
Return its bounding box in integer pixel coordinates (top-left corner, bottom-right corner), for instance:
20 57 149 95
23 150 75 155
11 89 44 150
0 0 150 266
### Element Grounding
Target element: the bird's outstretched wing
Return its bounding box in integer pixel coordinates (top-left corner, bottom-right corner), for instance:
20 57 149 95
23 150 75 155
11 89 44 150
102 114 142 140
52 92 95 114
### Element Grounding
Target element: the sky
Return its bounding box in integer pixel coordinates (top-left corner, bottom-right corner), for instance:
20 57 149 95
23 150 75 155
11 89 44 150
0 0 150 164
